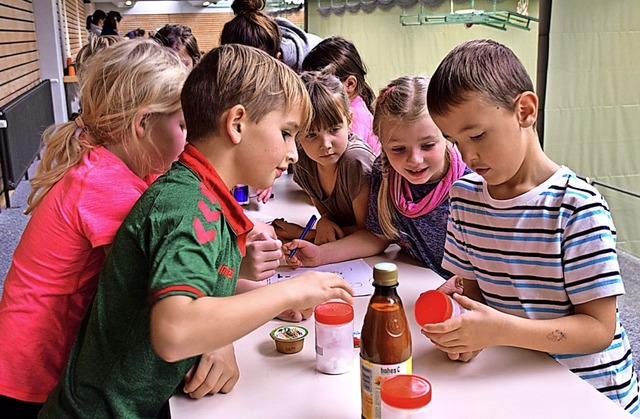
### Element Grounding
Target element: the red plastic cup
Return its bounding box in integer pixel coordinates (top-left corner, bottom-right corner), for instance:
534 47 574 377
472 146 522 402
414 289 462 326
381 374 432 416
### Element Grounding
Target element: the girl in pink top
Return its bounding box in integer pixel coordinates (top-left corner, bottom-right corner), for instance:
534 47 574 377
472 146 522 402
302 36 381 155
0 40 188 417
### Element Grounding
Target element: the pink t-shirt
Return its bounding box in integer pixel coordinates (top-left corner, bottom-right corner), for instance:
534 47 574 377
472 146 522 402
350 95 380 155
0 147 149 403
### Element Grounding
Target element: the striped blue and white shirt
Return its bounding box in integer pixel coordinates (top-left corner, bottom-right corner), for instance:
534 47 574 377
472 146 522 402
442 167 639 415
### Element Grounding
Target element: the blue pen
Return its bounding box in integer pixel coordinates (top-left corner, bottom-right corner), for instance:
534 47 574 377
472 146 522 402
288 214 317 258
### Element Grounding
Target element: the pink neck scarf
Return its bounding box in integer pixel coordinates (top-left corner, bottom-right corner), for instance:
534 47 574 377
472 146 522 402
389 145 466 218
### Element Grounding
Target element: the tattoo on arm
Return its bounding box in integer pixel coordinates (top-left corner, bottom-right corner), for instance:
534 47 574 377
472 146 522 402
546 330 567 342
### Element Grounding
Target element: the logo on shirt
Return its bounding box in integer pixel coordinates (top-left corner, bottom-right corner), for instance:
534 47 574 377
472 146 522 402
218 265 235 279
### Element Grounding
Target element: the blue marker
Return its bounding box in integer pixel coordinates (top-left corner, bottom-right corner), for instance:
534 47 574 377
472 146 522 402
288 214 317 258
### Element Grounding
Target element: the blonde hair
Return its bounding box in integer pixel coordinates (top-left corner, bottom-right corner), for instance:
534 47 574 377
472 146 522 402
27 40 187 213
74 35 122 83
300 71 351 134
372 75 430 239
182 43 312 143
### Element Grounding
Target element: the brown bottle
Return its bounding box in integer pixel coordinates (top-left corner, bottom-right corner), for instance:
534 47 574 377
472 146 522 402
360 262 412 419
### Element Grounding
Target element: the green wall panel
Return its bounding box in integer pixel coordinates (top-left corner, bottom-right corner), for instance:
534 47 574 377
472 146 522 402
545 0 640 257
307 1 540 94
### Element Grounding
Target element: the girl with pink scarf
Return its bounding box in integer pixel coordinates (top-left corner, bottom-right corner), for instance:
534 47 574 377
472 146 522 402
285 76 469 279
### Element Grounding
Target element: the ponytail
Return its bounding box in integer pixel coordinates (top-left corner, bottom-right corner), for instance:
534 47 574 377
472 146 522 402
26 122 92 213
375 156 400 240
359 82 376 113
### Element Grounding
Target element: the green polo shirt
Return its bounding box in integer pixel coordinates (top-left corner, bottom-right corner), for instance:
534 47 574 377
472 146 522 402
41 144 253 418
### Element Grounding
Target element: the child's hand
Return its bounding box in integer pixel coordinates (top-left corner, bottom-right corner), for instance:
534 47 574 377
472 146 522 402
283 239 323 267
437 275 464 296
421 293 505 355
314 217 344 245
276 307 314 322
239 232 283 281
282 271 354 311
182 344 239 399
272 218 303 240
446 350 483 363
255 187 273 204
250 220 277 240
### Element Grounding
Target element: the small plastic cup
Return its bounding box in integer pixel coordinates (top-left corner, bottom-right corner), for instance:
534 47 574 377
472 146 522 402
270 325 308 354
381 374 432 418
314 302 355 374
414 289 465 326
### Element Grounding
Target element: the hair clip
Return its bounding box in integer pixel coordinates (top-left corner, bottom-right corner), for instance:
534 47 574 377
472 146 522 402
378 85 396 104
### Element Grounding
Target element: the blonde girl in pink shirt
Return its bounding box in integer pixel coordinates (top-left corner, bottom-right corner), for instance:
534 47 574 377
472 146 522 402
302 36 380 155
0 40 189 417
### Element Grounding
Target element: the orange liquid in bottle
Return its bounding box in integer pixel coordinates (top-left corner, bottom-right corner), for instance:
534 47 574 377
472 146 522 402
360 263 412 419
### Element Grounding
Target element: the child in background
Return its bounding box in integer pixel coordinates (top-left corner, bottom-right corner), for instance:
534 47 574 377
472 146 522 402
221 0 321 73
152 24 202 70
285 76 469 279
125 28 146 39
302 36 380 155
40 44 353 418
275 16 322 72
220 0 281 60
422 39 639 415
85 9 106 37
100 10 122 36
273 71 376 245
0 40 188 417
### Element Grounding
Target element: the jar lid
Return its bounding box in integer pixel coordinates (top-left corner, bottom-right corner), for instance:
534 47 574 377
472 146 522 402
269 325 308 342
373 262 398 286
414 290 453 326
314 302 354 325
381 375 432 409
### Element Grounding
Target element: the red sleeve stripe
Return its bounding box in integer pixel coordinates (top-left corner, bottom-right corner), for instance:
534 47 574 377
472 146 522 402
149 285 204 302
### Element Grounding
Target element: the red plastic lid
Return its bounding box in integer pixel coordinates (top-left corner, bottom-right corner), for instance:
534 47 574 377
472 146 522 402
381 375 432 409
314 302 354 325
414 290 453 326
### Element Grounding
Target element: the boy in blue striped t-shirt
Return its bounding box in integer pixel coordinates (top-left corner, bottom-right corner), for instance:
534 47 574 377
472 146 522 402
422 39 638 415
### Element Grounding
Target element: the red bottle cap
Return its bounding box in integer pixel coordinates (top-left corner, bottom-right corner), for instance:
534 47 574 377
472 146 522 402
381 375 432 409
414 290 453 326
314 302 354 325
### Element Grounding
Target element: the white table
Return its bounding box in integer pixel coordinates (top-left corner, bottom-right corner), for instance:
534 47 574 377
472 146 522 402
170 174 630 419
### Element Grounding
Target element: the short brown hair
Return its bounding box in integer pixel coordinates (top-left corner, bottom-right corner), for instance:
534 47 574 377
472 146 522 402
427 39 534 116
182 43 312 142
300 71 351 134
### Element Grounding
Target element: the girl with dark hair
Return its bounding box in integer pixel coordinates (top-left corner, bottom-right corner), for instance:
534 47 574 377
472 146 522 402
100 10 122 36
303 37 380 155
152 24 202 70
220 0 281 58
85 9 106 37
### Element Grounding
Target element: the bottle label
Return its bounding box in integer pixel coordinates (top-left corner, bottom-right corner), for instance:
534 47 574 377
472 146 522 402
360 357 412 419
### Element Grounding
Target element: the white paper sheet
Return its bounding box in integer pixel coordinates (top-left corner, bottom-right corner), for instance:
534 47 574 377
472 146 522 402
263 259 374 297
